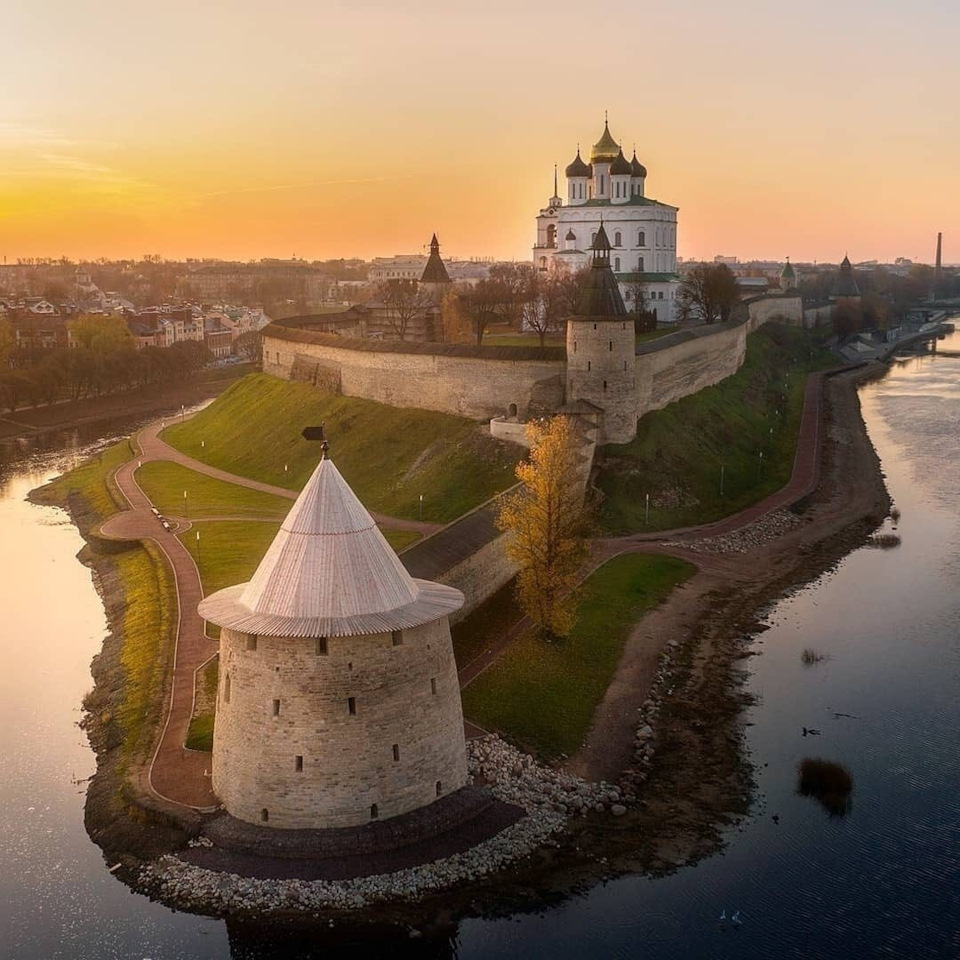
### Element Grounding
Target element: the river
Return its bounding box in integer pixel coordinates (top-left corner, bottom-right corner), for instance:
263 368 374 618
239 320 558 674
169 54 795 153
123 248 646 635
1 336 958 959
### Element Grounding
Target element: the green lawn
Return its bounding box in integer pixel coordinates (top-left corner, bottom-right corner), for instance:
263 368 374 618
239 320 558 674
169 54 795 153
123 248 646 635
598 325 836 534
137 460 291 520
34 439 132 523
160 374 523 522
179 520 420 597
461 553 695 760
186 657 219 752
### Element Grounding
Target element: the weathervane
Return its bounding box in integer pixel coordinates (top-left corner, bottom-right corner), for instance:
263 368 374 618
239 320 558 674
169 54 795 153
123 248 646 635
302 422 330 459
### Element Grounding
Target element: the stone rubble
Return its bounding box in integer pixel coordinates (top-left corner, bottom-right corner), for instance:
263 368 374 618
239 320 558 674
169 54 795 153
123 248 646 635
137 735 621 915
666 510 800 555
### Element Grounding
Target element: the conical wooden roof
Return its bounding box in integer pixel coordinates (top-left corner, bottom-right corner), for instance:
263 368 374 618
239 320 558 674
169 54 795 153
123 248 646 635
199 457 463 637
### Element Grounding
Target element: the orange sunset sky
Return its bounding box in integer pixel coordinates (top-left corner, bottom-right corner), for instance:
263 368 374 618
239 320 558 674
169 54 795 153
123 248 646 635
1 0 957 265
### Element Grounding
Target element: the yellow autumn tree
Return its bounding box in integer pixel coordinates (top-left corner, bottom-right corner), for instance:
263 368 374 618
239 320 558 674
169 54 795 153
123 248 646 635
497 415 589 639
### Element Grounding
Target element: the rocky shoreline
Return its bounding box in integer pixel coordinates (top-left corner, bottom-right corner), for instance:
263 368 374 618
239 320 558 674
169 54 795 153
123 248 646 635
45 360 892 924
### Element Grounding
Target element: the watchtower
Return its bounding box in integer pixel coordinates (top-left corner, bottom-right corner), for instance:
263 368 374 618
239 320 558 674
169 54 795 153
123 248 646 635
198 431 468 830
565 224 637 444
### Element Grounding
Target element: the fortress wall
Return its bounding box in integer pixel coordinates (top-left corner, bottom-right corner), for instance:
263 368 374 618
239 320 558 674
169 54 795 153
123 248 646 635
746 294 804 327
441 533 518 623
263 336 564 421
635 321 749 416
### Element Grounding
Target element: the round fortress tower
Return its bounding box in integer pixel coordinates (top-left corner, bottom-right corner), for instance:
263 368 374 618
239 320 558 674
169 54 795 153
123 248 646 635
565 223 638 444
198 435 468 830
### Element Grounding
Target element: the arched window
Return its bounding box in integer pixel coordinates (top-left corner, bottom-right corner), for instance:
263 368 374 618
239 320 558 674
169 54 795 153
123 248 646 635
508 403 518 418
637 256 645 272
539 256 547 270
614 257 621 271
591 231 597 246
614 231 621 246
547 224 556 247
638 231 646 246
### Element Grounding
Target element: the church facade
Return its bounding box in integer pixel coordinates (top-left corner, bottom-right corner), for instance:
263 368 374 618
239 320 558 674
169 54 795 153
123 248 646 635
533 119 681 323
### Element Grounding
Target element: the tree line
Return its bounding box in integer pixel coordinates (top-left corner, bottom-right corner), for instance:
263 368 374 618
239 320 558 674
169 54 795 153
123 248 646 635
0 314 210 413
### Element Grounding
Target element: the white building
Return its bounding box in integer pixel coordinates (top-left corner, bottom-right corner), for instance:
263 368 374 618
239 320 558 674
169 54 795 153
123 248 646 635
368 254 428 283
533 119 681 323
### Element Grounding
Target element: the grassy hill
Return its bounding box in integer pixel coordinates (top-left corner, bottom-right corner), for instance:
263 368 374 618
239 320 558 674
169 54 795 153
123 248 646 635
598 325 835 534
162 375 523 522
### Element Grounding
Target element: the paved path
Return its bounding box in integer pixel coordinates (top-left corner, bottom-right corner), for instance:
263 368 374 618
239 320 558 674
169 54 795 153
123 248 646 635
100 443 220 811
138 421 442 537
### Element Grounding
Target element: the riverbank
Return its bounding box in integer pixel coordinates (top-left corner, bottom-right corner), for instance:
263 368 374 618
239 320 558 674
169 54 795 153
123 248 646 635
36 358 892 924
0 367 250 441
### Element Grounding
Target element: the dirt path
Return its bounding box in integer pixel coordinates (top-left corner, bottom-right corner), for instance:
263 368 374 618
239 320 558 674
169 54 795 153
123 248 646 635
567 364 889 783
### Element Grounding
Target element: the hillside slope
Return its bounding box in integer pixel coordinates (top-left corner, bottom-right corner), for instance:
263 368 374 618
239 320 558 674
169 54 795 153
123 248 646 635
162 374 524 522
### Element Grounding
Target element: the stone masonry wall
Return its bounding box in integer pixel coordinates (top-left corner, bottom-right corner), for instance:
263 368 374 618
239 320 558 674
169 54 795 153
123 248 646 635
262 337 564 422
213 620 468 830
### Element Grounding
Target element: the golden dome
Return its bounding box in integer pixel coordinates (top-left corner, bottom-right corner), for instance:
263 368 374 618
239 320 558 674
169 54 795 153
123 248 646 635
589 120 620 164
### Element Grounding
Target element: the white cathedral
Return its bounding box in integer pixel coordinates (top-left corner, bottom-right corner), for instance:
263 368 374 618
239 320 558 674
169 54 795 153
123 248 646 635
533 118 680 323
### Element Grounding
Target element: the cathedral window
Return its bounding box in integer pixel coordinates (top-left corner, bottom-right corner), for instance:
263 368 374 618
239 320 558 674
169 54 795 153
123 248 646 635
637 257 645 272
614 231 621 246
638 231 646 246
615 257 621 271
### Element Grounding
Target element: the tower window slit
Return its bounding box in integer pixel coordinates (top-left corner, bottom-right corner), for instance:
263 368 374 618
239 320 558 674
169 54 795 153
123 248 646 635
260 808 269 823
370 803 379 819
436 781 443 797
603 380 608 391
315 637 327 656
224 673 231 704
392 629 403 646
295 755 303 772
431 677 437 695
272 699 280 717
348 696 356 716
392 744 400 762
609 341 613 351
246 634 258 652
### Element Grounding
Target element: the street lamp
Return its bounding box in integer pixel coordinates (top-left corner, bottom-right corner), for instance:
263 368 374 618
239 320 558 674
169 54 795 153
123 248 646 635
196 528 201 565
419 493 424 521
184 489 188 519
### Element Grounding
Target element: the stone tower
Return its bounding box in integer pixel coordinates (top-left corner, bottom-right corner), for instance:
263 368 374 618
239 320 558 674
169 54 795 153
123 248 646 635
779 259 797 291
565 224 637 444
198 442 468 830
419 233 452 302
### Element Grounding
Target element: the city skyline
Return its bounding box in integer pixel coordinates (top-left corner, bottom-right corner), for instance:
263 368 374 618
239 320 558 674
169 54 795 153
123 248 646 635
1 0 957 264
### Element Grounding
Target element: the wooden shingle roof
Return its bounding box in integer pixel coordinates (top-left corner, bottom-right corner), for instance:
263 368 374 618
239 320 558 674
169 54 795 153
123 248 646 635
198 458 463 637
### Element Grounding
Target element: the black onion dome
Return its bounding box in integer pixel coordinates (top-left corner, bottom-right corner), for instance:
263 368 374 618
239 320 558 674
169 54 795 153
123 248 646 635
630 150 647 178
610 148 632 176
565 150 592 178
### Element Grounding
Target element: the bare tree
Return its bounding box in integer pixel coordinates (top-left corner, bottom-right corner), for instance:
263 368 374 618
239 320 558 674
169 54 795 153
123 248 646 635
678 263 741 324
376 279 434 341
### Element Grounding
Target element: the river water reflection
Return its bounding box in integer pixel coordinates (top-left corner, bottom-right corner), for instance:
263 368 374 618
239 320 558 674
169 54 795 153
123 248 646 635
1 338 959 959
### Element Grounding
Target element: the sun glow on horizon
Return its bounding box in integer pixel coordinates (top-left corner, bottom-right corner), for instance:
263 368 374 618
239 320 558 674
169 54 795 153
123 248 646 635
1 0 957 265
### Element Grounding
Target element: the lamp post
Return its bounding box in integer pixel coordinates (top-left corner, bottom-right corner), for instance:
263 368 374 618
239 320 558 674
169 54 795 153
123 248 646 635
184 489 188 519
196 528 201 565
719 463 725 498
645 492 650 526
419 494 424 521
757 451 764 483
